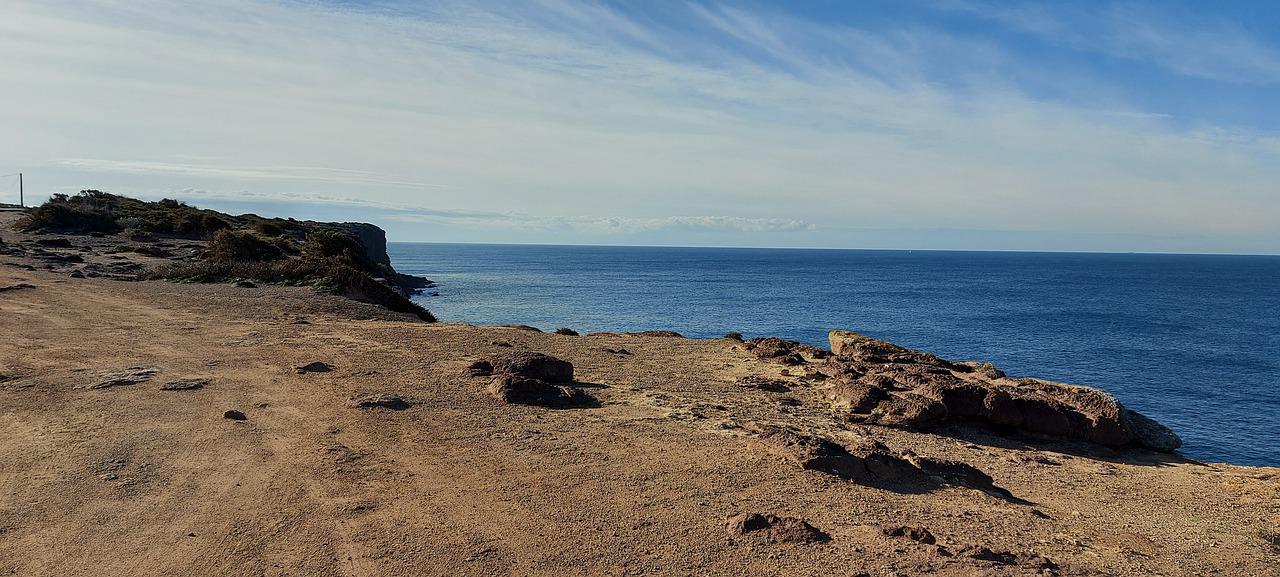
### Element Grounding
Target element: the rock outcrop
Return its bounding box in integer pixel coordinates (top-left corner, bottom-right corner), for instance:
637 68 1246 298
824 331 1181 452
742 337 830 365
753 427 1019 499
473 352 594 408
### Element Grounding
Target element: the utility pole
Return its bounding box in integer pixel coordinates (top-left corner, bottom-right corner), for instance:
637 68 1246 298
18 173 22 207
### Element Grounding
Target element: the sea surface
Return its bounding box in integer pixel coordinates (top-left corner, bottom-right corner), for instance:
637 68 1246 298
389 243 1280 467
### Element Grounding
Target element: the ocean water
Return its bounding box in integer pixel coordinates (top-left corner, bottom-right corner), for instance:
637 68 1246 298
389 243 1280 467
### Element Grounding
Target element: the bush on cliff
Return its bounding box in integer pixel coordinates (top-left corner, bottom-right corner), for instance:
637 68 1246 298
209 230 287 262
147 257 436 322
18 191 241 239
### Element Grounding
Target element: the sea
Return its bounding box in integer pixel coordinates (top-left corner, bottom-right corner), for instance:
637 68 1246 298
388 243 1280 467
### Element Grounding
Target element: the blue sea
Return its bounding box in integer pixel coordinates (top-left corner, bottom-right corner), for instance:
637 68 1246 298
389 243 1280 467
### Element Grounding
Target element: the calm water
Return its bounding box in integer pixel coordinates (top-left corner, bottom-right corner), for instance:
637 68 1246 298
389 243 1280 467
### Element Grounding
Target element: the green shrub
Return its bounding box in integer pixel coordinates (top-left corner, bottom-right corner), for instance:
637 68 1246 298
208 230 284 262
724 331 744 341
16 193 119 233
146 258 436 322
254 221 284 237
555 327 579 336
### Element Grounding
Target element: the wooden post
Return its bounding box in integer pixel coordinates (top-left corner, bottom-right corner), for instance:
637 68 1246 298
18 173 22 207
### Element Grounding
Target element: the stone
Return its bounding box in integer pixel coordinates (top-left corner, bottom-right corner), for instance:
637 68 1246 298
0 283 36 293
161 378 208 391
91 367 159 389
352 394 411 410
487 352 573 383
487 375 595 408
465 360 494 377
882 525 936 545
725 513 828 544
295 362 333 374
223 410 247 421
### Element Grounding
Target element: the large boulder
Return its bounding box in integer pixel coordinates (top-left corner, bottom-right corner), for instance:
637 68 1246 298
824 330 1182 452
487 375 594 408
487 352 574 383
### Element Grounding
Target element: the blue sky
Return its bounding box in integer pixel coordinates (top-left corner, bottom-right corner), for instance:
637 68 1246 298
2 0 1279 253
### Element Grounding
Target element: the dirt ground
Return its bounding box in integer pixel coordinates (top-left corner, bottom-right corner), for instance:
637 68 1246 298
1 221 1278 576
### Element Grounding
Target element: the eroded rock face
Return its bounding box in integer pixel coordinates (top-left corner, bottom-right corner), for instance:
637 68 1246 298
725 513 828 544
824 330 1181 452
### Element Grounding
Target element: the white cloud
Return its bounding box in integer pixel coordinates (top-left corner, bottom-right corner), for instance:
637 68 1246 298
383 211 814 234
0 0 1278 250
944 1 1280 84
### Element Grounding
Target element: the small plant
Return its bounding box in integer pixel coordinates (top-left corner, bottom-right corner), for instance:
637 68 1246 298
555 327 579 336
724 331 744 342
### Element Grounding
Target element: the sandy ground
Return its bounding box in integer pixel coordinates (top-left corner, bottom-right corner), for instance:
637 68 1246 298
1 224 1278 576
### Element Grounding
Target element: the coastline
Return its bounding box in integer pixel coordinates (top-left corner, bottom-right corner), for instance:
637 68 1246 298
2 209 1278 575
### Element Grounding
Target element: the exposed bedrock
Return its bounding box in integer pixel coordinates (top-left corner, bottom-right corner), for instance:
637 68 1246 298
825 330 1181 452
753 427 1021 501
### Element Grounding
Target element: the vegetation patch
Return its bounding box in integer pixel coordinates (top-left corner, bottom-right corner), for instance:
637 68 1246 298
22 191 436 322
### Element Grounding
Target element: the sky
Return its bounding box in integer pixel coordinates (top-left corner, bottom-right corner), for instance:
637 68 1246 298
2 0 1279 253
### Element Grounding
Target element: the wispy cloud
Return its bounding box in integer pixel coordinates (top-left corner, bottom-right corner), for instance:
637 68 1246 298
1 0 1278 251
944 1 1280 84
54 158 450 189
384 211 815 234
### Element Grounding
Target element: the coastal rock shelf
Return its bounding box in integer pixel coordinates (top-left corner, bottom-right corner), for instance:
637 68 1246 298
824 330 1182 452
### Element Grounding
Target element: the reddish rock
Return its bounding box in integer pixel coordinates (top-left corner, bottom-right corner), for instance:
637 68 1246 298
725 513 828 544
823 329 1182 452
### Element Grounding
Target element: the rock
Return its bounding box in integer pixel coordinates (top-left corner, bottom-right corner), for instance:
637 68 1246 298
824 329 1182 452
35 238 73 248
491 341 513 348
234 280 257 288
504 325 543 332
1124 409 1183 452
743 337 829 365
487 352 573 383
69 270 85 279
352 394 411 410
0 283 36 293
735 375 791 393
882 525 936 545
223 410 247 421
725 513 828 544
753 428 1018 498
754 428 916 484
295 362 333 374
603 348 631 355
554 327 579 336
91 367 159 389
465 360 494 377
161 378 208 391
487 375 595 408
